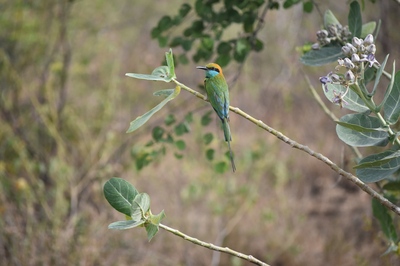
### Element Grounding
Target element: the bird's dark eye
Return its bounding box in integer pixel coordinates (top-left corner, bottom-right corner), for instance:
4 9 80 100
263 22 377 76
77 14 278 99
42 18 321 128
208 67 220 73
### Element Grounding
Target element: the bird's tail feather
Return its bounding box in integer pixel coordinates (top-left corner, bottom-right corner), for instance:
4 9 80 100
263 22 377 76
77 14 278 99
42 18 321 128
222 118 236 172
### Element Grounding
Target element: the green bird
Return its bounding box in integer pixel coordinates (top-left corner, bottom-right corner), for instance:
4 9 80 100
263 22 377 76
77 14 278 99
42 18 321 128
197 63 236 172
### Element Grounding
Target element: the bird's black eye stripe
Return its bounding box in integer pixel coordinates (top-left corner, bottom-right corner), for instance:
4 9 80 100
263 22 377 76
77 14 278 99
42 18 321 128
207 67 220 73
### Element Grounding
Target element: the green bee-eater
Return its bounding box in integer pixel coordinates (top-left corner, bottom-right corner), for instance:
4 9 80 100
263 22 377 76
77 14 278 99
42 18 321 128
197 63 236 172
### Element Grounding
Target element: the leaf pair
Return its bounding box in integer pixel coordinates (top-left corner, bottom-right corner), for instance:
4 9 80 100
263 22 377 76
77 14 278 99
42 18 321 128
103 178 165 241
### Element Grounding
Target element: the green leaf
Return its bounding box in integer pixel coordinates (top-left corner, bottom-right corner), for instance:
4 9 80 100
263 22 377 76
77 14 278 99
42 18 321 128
363 66 376 84
174 122 190 136
371 54 389 97
175 140 186 150
157 36 169 47
149 210 166 226
103 178 138 216
303 1 313 13
158 16 173 32
323 83 369 113
361 21 376 38
354 150 400 169
214 161 228 173
372 198 398 242
215 54 231 67
164 114 176 126
203 132 214 145
383 181 400 191
336 113 389 147
126 66 170 82
201 110 213 126
300 46 343 66
356 150 400 182
383 70 400 124
179 3 191 17
324 10 340 29
217 42 232 54
348 1 362 38
165 49 176 80
178 53 189 64
206 148 214 161
174 153 183 159
126 87 181 133
133 193 151 215
145 223 159 242
152 126 164 141
108 220 145 230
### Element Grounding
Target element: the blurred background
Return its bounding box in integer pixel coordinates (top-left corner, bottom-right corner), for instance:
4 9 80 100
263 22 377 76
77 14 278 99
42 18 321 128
1 0 400 265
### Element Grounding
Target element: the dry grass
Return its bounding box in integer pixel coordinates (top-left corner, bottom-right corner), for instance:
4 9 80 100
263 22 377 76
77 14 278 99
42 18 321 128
1 0 400 265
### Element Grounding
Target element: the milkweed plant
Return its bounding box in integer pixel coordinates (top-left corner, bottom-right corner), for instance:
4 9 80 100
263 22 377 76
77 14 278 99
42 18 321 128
301 1 400 254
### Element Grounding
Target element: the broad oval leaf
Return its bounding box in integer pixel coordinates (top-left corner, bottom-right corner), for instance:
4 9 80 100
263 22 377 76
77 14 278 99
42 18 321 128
336 113 389 147
103 178 138 216
300 46 343 66
126 86 181 133
356 150 400 182
324 83 369 112
383 71 400 124
108 220 145 230
348 1 362 38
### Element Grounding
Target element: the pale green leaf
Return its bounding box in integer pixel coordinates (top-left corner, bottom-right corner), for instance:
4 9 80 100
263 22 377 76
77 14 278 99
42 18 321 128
323 10 340 29
145 223 159 242
108 220 145 230
383 70 400 124
126 86 181 133
356 150 400 182
300 46 343 66
336 114 389 147
324 83 369 112
361 21 376 38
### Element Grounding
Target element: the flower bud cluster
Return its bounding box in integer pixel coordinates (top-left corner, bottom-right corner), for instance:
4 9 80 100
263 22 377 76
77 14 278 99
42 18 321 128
318 34 380 108
341 34 379 68
312 24 351 50
319 34 380 108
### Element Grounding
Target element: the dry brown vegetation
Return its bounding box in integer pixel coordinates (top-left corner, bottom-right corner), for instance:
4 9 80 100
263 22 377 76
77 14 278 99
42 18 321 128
1 0 400 265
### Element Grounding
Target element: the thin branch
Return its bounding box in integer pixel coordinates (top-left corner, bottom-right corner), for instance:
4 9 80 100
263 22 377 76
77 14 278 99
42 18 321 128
159 223 269 266
172 79 400 217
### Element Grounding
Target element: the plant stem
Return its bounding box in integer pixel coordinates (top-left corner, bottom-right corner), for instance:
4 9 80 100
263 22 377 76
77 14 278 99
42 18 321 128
159 223 269 266
174 79 400 217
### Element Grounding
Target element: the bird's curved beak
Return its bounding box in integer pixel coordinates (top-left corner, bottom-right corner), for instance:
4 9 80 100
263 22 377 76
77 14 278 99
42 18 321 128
196 66 207 70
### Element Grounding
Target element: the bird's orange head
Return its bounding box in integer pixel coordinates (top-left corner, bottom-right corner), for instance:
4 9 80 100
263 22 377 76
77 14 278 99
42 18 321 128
196 63 224 78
